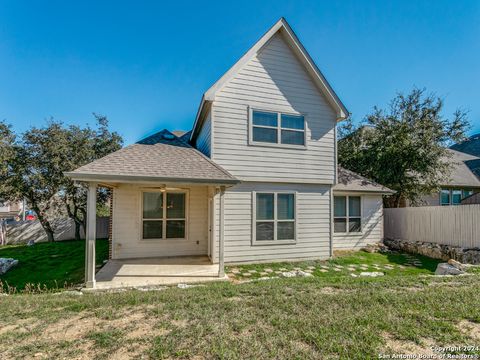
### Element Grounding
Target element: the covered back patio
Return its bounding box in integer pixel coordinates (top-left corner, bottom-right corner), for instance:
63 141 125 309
94 256 223 289
65 130 238 290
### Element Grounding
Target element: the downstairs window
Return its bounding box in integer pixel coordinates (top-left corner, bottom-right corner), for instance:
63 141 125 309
142 191 186 239
253 192 296 243
334 196 362 234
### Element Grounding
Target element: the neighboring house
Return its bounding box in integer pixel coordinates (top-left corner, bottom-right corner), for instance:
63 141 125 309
451 133 480 159
66 18 393 288
412 149 480 206
0 200 24 220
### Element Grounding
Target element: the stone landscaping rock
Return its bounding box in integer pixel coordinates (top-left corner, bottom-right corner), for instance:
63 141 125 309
359 272 384 277
281 270 313 278
0 258 19 275
62 290 83 296
435 263 464 276
448 259 467 271
177 283 204 289
361 242 391 254
384 238 480 265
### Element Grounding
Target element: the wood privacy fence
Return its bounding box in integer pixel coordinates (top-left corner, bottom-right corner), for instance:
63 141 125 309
5 217 109 245
384 205 480 248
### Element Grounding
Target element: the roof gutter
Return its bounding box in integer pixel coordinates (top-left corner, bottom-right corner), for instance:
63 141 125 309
64 172 240 186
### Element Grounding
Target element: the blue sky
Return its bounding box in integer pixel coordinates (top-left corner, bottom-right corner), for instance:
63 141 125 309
1 0 479 145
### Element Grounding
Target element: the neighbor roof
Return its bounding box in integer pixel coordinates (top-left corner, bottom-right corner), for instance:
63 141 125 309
191 17 349 142
451 133 480 158
334 167 395 194
441 149 480 188
65 130 238 185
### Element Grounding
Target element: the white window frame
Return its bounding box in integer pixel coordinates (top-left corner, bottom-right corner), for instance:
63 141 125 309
252 191 297 245
333 195 362 235
140 189 189 241
248 107 307 149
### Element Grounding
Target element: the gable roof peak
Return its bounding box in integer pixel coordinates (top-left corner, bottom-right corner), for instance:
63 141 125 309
191 17 349 141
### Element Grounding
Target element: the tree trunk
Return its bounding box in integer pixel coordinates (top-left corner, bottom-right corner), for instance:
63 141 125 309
31 203 55 242
74 221 82 241
66 199 84 241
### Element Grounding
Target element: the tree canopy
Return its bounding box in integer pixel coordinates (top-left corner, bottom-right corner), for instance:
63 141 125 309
0 115 123 241
338 88 469 207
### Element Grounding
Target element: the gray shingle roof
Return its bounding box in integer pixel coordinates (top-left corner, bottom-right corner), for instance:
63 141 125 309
66 129 238 184
334 167 394 194
451 133 480 158
442 149 480 187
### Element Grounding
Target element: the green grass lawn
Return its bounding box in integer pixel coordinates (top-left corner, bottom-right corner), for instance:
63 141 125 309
1 243 479 359
0 239 109 291
226 250 444 281
0 273 479 359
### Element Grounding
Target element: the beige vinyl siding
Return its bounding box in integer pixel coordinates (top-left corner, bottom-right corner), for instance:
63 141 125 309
333 194 383 250
112 184 209 259
211 32 337 184
196 110 212 157
212 182 331 264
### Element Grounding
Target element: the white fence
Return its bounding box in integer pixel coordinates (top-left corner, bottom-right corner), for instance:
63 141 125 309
384 205 480 248
5 217 109 244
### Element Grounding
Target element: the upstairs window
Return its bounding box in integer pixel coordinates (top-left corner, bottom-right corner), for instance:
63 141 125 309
334 196 362 234
251 109 305 147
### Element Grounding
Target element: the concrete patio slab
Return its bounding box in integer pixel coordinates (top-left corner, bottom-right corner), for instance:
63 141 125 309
92 256 226 290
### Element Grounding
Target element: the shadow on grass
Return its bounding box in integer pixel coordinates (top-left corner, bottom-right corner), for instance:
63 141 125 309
385 251 442 273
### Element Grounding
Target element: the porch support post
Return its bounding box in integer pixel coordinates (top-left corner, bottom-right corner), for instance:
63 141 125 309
85 182 97 288
218 186 225 277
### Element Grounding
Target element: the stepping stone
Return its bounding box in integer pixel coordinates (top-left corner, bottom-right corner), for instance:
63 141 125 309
334 265 344 268
320 265 329 269
260 272 268 276
333 268 342 272
307 266 316 270
304 269 313 273
320 269 329 273
398 265 406 269
293 267 302 271
347 268 356 272
242 273 251 277
275 270 283 274
264 268 273 273
279 268 288 271
247 269 257 273
384 265 394 270
230 269 241 274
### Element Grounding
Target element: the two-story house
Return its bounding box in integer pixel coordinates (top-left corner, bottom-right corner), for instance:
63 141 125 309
67 18 393 289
